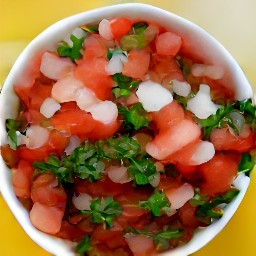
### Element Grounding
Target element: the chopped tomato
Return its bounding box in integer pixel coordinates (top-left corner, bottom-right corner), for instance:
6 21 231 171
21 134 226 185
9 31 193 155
31 173 67 207
57 221 85 240
48 130 69 156
0 145 18 168
110 18 133 41
210 126 255 153
198 152 239 196
122 48 150 79
17 145 50 163
12 160 33 198
29 202 64 235
50 109 96 137
75 57 113 100
152 100 184 131
179 202 200 228
156 31 182 56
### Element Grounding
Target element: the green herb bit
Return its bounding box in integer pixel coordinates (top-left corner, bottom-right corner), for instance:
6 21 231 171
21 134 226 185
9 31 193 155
128 154 157 185
195 188 240 223
97 135 141 160
57 34 85 61
7 130 18 150
80 197 122 228
107 48 127 60
33 155 73 183
173 91 195 109
80 24 99 33
124 226 184 251
139 189 171 216
238 153 255 176
112 73 139 98
118 102 150 130
200 99 256 138
132 22 148 34
76 235 93 255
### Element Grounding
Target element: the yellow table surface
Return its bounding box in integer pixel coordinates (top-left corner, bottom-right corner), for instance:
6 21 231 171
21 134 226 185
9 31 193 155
0 1 256 255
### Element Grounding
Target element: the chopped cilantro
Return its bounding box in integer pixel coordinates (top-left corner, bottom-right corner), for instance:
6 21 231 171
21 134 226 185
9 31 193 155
57 34 85 61
112 73 139 98
124 226 183 251
80 197 122 228
76 235 92 255
139 189 171 216
118 102 150 130
80 24 99 33
238 153 255 176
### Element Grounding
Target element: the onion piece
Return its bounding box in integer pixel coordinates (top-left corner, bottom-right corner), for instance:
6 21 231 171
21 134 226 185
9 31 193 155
191 64 224 80
40 52 75 80
72 193 92 211
98 19 113 40
40 97 61 118
64 136 80 156
51 76 84 103
105 54 128 75
26 125 50 149
149 172 160 187
89 101 118 124
172 79 191 97
75 87 99 112
187 84 219 119
136 80 173 112
107 166 132 184
229 111 245 135
166 183 194 210
190 141 215 165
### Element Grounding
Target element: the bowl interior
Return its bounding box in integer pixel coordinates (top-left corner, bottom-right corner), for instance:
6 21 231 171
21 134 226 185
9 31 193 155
0 3 252 256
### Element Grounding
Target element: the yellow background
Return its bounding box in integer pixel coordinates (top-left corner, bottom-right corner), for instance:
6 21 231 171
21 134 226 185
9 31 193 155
0 0 255 256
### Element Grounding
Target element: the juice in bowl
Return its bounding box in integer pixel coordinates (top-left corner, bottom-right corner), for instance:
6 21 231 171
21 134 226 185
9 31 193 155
0 3 255 256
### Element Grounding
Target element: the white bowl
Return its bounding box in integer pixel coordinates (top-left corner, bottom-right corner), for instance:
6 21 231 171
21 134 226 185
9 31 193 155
0 3 253 256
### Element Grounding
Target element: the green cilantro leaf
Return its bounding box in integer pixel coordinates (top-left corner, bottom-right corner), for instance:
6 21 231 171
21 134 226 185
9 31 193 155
124 226 183 251
57 34 85 61
80 24 99 33
76 235 92 255
119 103 150 130
80 197 122 228
238 153 255 176
139 189 171 216
193 188 240 224
112 73 139 98
7 130 18 150
128 154 157 185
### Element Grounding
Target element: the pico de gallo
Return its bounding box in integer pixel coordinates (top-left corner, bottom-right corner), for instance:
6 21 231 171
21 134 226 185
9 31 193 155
1 17 256 256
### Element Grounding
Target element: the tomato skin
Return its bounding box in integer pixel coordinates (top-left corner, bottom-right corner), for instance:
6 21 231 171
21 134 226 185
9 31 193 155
29 202 64 235
122 48 150 79
0 145 19 168
31 173 67 207
12 160 33 198
110 18 133 41
179 202 200 228
50 109 96 137
210 127 255 153
198 152 239 196
17 145 50 163
48 130 69 156
57 221 85 240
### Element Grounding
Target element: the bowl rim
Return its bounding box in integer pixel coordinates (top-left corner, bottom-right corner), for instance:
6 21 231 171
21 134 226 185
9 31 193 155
0 3 253 256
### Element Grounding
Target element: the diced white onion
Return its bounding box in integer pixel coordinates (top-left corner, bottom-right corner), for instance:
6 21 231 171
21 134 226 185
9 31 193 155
25 125 50 149
51 76 84 103
107 166 132 184
155 161 164 172
187 84 219 119
105 54 128 75
40 97 61 118
190 141 215 165
191 64 224 80
98 19 113 40
75 87 99 112
136 80 173 112
63 28 86 47
166 183 194 210
64 136 80 156
172 79 191 97
72 193 92 211
40 52 75 80
149 172 160 187
89 101 118 124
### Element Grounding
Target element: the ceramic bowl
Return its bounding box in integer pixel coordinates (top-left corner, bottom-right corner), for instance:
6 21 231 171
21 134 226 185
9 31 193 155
0 3 253 256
